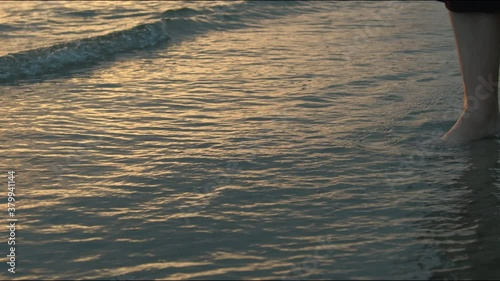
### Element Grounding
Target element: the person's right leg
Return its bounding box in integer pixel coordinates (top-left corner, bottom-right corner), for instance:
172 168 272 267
442 12 500 144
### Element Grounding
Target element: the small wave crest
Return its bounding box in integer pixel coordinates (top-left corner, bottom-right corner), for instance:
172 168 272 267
160 7 200 19
0 19 169 83
0 1 309 83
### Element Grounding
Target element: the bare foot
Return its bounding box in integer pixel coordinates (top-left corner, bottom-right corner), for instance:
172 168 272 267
442 110 500 145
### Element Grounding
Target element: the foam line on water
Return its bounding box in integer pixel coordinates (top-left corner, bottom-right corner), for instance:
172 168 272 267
0 1 314 83
0 20 170 83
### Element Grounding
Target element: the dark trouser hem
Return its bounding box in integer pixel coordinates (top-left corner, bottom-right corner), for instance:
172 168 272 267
438 1 500 13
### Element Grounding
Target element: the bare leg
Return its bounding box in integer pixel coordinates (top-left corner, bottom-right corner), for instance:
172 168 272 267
442 11 500 144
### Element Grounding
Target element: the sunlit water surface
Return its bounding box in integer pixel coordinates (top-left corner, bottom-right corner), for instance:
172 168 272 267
1 1 500 280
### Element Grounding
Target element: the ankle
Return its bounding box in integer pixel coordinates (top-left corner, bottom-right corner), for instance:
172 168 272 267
462 107 499 122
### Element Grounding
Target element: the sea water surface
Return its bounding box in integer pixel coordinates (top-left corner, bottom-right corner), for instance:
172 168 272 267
1 1 500 280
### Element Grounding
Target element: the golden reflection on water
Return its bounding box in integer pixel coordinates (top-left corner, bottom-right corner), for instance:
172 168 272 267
2 0 491 280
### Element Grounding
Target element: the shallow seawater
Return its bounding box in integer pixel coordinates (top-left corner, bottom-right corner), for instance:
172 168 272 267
1 1 500 280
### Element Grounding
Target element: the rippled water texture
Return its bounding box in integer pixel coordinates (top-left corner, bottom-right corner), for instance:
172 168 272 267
1 1 500 280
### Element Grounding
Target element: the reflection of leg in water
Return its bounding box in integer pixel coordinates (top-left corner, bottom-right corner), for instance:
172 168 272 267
442 12 500 144
427 139 500 280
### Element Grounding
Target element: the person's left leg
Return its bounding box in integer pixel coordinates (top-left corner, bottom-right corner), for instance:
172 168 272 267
442 11 500 144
